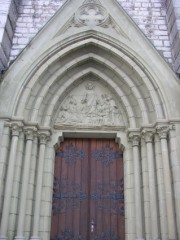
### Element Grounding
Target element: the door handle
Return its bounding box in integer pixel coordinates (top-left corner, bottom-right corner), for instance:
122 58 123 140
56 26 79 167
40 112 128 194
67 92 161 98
90 219 95 233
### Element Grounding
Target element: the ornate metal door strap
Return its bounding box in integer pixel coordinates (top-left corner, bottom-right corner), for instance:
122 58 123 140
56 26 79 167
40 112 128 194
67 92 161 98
56 143 86 165
50 228 84 240
92 145 123 166
52 178 87 215
92 229 120 240
91 180 124 215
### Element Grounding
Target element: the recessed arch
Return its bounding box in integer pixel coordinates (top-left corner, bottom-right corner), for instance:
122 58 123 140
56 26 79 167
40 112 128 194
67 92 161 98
14 34 165 128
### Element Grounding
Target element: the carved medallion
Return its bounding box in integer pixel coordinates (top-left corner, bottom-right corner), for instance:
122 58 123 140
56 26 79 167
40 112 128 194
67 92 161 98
75 3 108 27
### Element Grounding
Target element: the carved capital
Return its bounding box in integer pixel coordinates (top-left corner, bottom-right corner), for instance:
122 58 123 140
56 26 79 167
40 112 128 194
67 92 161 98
142 130 154 143
38 131 50 145
24 127 37 141
11 123 22 137
128 133 140 147
156 125 169 139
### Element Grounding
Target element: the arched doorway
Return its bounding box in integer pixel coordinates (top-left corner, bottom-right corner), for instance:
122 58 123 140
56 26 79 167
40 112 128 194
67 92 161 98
50 138 124 240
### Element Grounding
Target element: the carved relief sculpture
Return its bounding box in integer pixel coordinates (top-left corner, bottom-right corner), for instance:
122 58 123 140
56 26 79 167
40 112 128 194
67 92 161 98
54 81 124 128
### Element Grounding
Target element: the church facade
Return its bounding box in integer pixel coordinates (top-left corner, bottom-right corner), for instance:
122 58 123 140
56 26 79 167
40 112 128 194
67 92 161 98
0 0 180 240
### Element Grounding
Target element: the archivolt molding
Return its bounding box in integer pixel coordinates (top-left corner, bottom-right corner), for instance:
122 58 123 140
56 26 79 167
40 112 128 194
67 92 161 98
12 35 166 129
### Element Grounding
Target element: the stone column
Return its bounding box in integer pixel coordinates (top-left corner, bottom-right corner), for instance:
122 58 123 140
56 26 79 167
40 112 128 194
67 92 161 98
141 138 151 239
30 132 50 240
123 141 136 240
156 126 176 240
9 131 25 239
15 127 36 240
154 134 168 240
0 123 10 214
143 130 160 240
129 133 144 240
169 124 180 239
0 123 22 240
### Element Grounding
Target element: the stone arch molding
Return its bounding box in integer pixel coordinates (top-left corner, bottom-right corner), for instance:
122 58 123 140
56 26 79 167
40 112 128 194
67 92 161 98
0 0 180 240
0 0 180 126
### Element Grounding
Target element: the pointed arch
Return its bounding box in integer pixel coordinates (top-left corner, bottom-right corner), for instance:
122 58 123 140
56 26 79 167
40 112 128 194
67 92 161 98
12 34 167 129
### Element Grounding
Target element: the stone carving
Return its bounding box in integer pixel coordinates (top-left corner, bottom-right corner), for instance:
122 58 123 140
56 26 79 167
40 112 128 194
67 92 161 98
55 0 129 39
75 3 108 27
54 81 124 128
156 125 169 139
128 133 140 146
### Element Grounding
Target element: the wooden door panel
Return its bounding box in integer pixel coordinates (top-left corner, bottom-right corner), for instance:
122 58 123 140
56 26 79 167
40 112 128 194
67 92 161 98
50 138 124 240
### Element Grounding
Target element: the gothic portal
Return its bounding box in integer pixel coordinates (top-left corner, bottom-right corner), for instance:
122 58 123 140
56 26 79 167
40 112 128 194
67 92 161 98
0 0 180 240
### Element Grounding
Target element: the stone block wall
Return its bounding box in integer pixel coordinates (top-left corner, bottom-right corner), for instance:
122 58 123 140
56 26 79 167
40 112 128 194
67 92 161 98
9 0 64 63
0 0 19 72
166 0 180 74
117 0 172 64
9 0 173 66
0 0 180 73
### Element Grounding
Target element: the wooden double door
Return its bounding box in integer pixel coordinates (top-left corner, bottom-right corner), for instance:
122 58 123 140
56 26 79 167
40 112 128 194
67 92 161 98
50 138 125 240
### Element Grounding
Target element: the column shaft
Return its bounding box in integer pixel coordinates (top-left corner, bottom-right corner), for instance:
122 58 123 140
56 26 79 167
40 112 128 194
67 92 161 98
169 126 180 239
124 143 136 240
130 134 144 240
154 134 168 239
141 139 151 239
0 125 10 214
9 132 25 239
160 137 176 239
15 128 35 240
146 140 159 239
31 133 48 240
0 124 21 239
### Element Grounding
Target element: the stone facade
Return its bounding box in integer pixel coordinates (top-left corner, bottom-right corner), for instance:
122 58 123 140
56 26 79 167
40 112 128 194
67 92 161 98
0 0 180 240
0 0 180 73
0 0 19 72
9 0 173 64
166 0 180 73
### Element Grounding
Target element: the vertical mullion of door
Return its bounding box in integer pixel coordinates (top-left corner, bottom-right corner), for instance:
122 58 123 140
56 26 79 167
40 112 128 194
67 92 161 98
72 138 80 236
51 145 62 236
103 139 111 233
79 139 89 239
110 139 119 236
90 138 98 238
116 144 125 239
58 139 70 233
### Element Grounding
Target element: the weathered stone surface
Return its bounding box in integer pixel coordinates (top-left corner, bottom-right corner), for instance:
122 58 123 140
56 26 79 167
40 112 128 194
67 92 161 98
9 0 173 66
0 0 180 73
0 0 19 72
166 0 180 73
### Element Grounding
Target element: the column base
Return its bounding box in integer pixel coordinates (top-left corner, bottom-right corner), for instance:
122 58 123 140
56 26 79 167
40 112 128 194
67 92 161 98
30 237 40 240
14 236 25 240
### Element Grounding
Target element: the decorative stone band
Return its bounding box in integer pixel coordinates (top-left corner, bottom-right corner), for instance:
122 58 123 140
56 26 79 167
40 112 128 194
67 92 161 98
4 120 51 143
156 125 170 139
